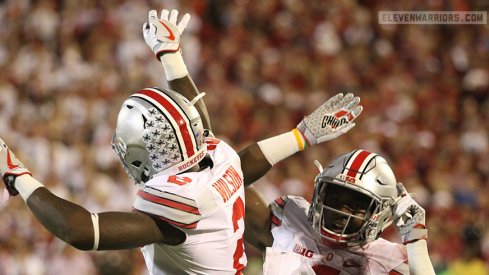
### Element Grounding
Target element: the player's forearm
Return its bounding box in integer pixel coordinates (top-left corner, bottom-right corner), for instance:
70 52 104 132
160 54 212 131
21 180 95 250
18 175 165 251
28 191 164 250
239 143 273 186
406 240 435 275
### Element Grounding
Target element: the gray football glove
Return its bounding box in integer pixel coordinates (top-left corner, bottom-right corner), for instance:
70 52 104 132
394 183 428 244
296 93 363 146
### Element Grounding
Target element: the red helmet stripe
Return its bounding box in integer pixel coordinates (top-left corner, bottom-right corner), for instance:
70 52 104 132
346 150 372 178
137 89 195 157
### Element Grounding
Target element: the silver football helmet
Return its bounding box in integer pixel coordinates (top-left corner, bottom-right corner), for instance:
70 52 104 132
112 87 207 185
308 149 398 246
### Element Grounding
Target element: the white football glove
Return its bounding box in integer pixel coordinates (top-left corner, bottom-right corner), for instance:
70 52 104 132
143 9 191 60
394 183 428 244
0 139 31 196
296 93 362 146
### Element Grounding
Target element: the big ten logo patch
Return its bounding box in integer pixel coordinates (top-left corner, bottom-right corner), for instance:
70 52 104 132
293 244 314 258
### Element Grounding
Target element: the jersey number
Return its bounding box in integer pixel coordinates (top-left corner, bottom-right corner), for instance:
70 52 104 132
168 175 192 186
232 197 245 274
206 137 220 150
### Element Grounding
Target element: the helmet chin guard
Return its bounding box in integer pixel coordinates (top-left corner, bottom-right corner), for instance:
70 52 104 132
112 87 207 185
309 149 398 247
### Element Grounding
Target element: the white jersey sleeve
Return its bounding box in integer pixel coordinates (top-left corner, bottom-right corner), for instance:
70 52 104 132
134 185 203 229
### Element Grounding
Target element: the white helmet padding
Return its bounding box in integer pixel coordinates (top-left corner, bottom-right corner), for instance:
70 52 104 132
112 87 206 185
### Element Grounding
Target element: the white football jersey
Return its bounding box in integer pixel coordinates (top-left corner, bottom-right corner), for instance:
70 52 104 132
264 196 408 275
133 138 246 275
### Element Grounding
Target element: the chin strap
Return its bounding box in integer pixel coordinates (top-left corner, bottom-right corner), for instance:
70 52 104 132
313 160 324 173
190 92 206 106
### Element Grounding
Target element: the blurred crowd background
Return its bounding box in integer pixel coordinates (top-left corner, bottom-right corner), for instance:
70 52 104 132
0 0 488 274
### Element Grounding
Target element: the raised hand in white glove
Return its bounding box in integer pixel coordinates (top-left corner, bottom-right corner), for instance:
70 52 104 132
143 9 191 60
0 139 31 196
394 183 428 244
296 93 362 146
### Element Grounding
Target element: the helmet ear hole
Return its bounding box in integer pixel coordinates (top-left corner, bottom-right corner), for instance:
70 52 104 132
132 161 142 168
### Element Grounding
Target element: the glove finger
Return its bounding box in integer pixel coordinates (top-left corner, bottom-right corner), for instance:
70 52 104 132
142 22 149 38
345 96 360 111
326 93 344 106
160 9 170 21
169 9 179 25
149 10 158 22
348 105 363 121
0 139 6 150
178 13 191 33
149 23 157 37
394 195 417 219
335 93 354 109
324 93 344 110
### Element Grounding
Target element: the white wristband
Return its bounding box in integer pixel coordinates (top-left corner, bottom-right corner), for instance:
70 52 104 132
91 213 100 250
160 51 189 81
15 175 45 201
406 240 436 275
257 129 306 166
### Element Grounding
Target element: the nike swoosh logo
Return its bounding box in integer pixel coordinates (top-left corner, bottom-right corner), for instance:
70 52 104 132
7 150 19 170
159 20 175 41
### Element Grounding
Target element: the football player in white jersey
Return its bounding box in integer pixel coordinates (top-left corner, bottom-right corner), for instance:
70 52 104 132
0 9 363 275
245 149 436 274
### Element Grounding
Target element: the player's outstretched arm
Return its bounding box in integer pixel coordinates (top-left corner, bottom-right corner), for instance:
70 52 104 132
0 139 177 251
394 183 435 275
143 9 211 131
239 93 363 186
